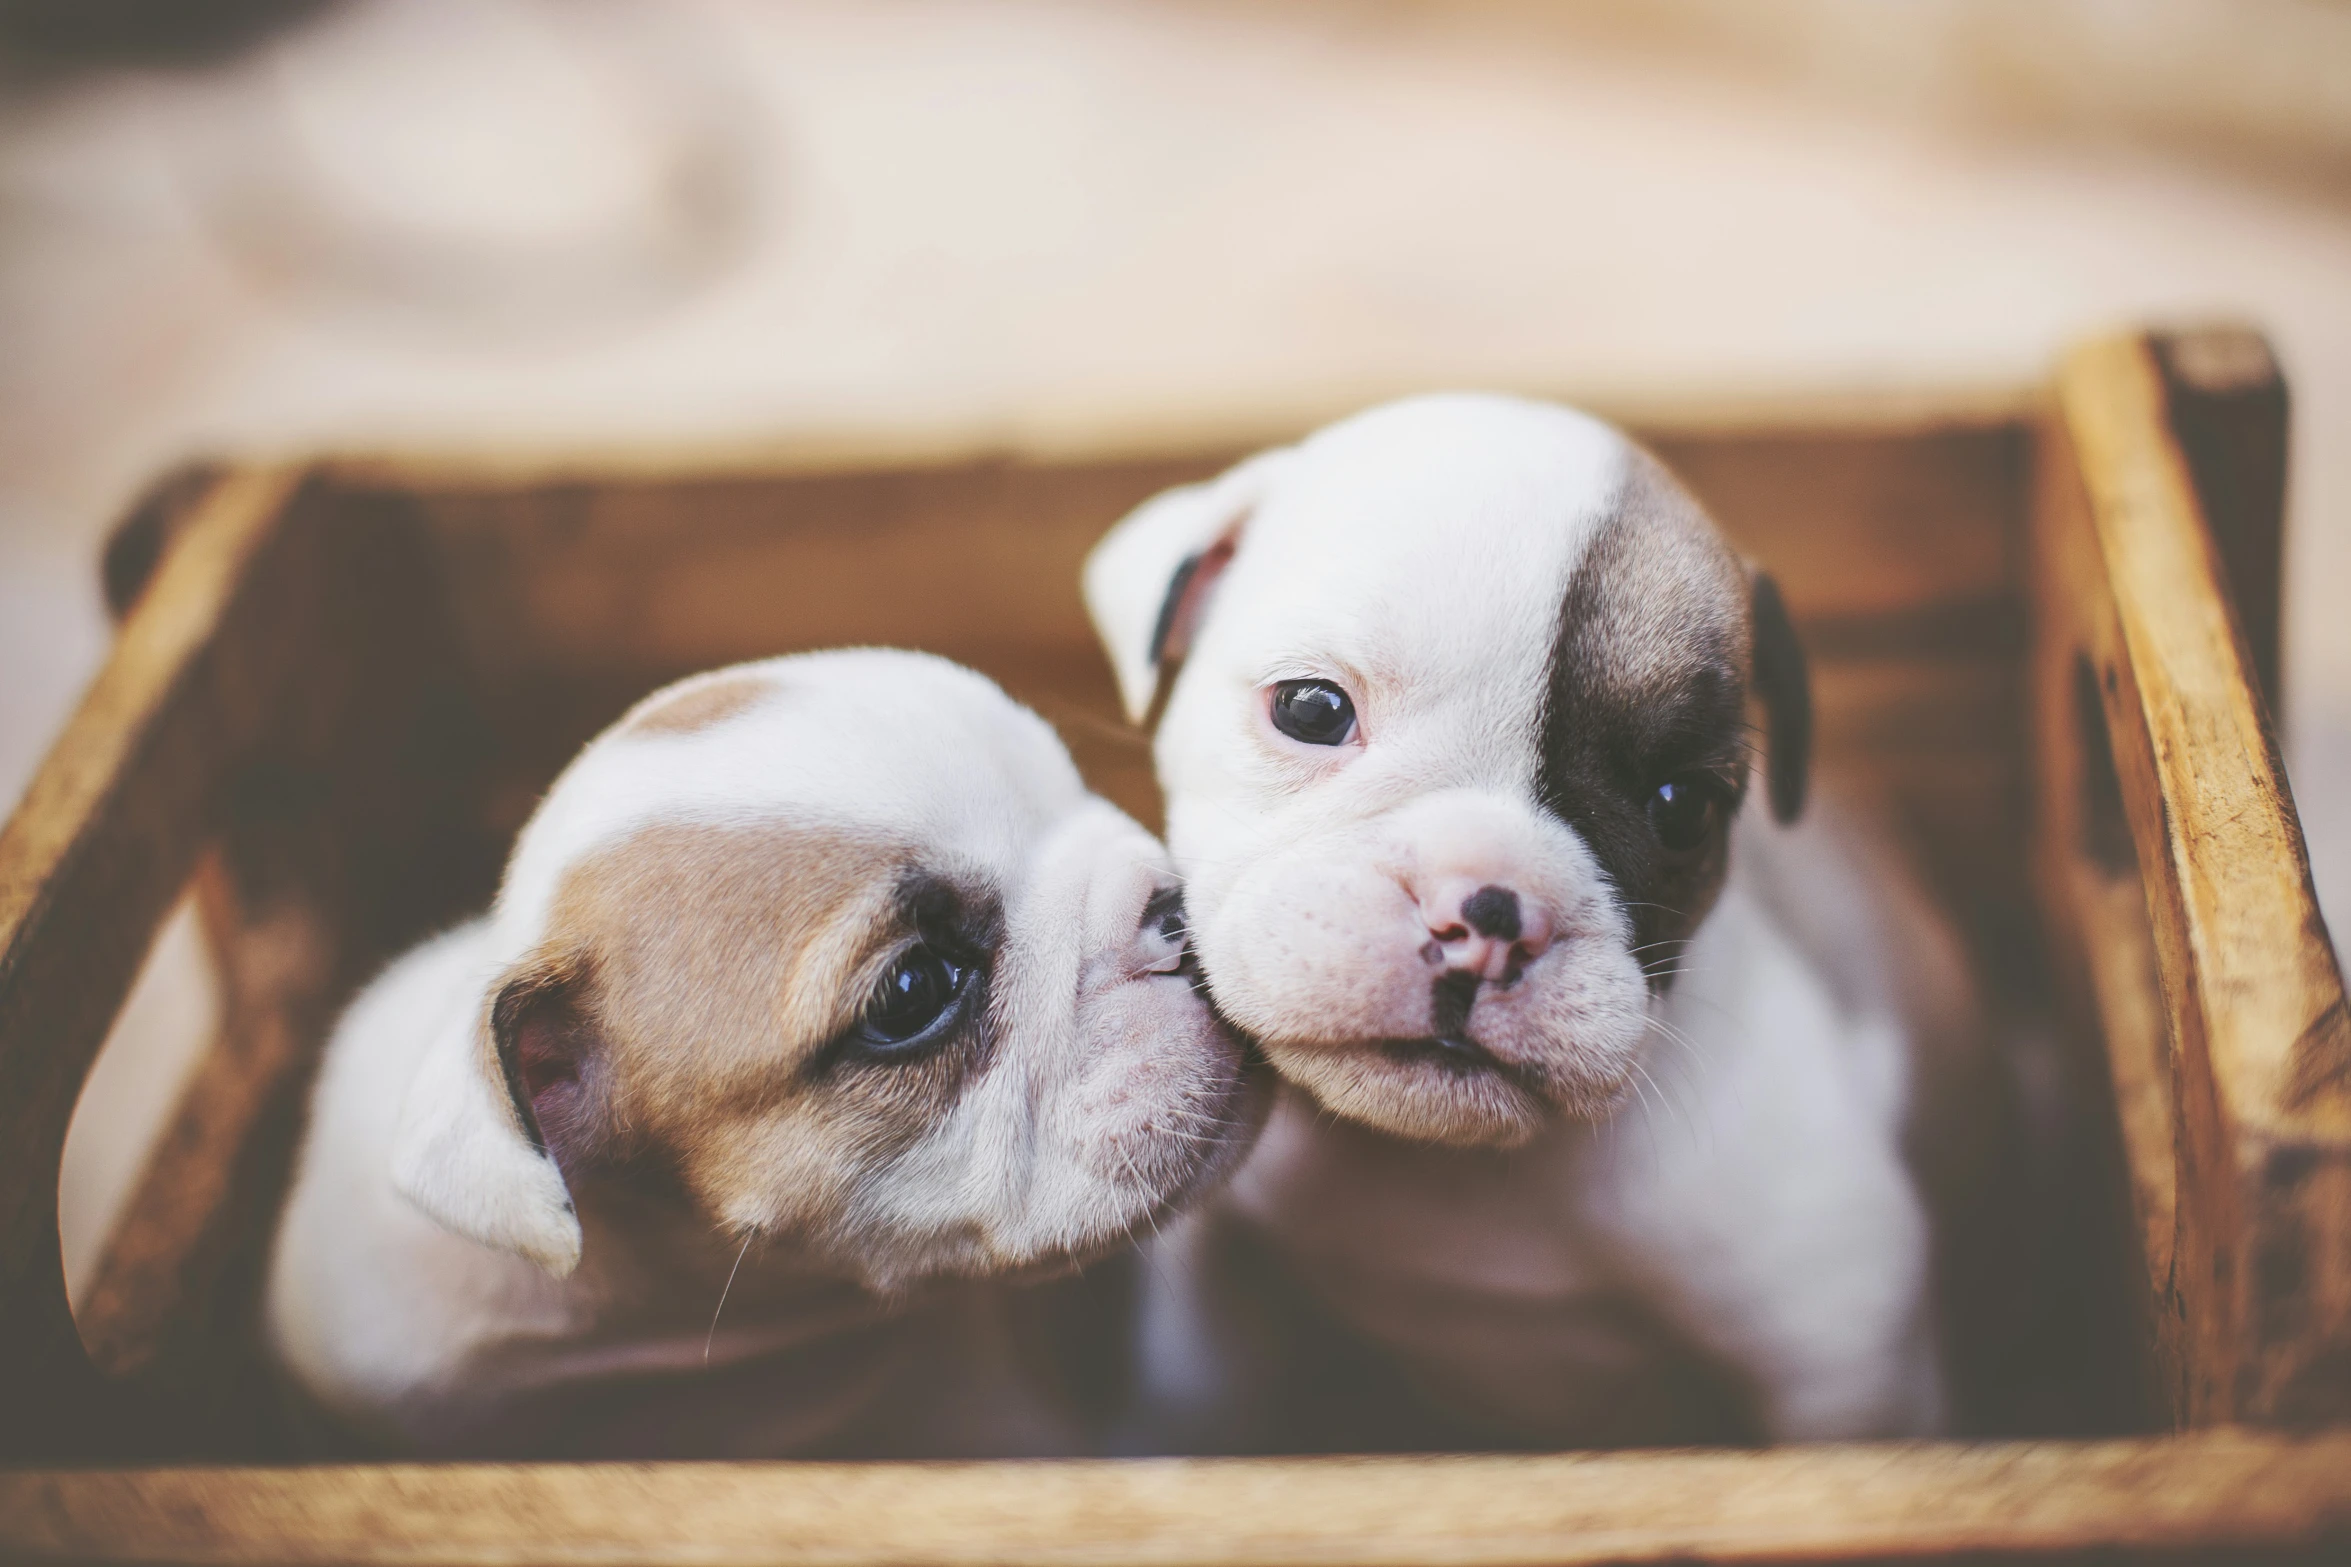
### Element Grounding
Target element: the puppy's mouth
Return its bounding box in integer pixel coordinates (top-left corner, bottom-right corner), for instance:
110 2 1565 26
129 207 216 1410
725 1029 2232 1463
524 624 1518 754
1378 1031 1540 1093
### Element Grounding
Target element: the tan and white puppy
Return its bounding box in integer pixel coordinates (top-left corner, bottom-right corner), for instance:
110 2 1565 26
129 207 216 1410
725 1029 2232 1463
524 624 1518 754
1087 393 1978 1450
267 649 1264 1458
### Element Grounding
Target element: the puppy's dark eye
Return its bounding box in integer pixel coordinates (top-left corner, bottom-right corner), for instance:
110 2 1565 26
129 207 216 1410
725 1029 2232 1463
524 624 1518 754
1648 776 1723 853
856 946 969 1051
1269 679 1357 745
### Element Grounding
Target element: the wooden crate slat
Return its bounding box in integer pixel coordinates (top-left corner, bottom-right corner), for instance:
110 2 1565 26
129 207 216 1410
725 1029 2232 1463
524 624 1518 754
4 1431 2350 1564
0 466 304 1459
2047 333 2351 1424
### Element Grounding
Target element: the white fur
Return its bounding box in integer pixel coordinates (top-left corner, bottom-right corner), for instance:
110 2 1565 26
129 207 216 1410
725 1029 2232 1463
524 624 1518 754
267 650 1261 1456
1087 394 1954 1446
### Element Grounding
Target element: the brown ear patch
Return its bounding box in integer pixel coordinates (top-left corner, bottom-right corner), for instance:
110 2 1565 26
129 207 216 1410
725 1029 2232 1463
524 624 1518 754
626 673 776 736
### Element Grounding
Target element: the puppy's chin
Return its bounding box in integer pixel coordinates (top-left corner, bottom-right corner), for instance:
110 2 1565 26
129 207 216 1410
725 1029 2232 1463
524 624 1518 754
1055 1002 1274 1258
841 997 1272 1293
1264 1035 1633 1149
992 1047 1274 1285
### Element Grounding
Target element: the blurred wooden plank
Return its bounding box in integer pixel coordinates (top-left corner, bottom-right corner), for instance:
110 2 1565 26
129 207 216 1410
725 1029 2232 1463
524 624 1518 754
2027 475 2177 1428
405 456 1230 683
72 856 329 1389
1653 425 2025 626
0 466 303 1460
2048 333 2351 1425
4 1430 2350 1565
309 377 2041 497
397 425 2028 687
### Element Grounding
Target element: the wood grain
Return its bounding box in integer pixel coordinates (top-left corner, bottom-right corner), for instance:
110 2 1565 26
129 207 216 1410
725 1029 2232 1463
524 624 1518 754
2043 332 2351 1425
2028 415 2179 1427
3 1430 2349 1565
0 465 302 1460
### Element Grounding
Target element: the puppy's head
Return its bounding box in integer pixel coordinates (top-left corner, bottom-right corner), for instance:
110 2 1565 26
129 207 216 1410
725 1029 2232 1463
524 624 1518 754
390 650 1262 1288
1085 394 1808 1149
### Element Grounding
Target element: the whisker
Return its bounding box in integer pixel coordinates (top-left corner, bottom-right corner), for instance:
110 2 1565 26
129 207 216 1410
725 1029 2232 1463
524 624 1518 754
1033 702 1155 752
704 1228 758 1367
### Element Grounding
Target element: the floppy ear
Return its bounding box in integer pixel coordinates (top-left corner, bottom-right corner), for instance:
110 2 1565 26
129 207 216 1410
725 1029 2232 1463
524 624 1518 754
390 958 597 1277
1749 570 1812 824
1083 448 1293 724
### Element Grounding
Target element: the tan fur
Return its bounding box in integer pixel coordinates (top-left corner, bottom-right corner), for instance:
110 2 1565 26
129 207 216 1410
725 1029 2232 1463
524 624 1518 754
522 820 966 1240
626 674 775 735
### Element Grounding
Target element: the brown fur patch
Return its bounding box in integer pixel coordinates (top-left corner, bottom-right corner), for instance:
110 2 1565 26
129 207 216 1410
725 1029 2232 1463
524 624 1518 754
1537 448 1751 981
519 822 998 1238
626 674 775 736
550 822 899 1096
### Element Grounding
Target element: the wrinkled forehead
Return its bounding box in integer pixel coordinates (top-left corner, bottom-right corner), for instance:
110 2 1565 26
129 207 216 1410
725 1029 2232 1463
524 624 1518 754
1213 395 1741 688
494 657 1084 950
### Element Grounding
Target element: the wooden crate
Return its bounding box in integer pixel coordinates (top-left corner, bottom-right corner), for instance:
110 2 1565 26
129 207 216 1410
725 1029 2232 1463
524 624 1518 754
2 328 2347 1564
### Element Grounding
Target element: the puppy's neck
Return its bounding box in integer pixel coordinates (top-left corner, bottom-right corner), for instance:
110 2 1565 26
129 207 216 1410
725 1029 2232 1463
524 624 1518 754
437 1176 1053 1458
558 1168 913 1357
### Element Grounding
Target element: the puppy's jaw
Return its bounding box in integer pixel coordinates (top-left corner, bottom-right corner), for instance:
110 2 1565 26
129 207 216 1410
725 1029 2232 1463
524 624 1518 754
1070 992 1270 1231
1244 954 1646 1149
1264 1037 1551 1149
827 979 1265 1293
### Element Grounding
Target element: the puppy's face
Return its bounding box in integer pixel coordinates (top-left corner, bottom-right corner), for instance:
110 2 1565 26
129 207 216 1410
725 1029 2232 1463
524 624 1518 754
1086 395 1806 1149
395 651 1262 1289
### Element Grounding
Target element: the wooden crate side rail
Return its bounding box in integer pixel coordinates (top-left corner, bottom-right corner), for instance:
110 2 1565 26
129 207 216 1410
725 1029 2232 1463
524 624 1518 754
4 1430 2351 1565
0 466 305 1459
2052 333 2351 1425
64 477 514 1458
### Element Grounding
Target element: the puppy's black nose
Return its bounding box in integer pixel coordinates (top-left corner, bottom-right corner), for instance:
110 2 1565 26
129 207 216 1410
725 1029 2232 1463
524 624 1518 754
1460 885 1521 942
1418 879 1552 984
1141 884 1187 944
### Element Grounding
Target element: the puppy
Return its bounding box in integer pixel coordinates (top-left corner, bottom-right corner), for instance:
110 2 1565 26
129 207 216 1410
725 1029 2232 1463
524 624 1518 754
266 650 1264 1458
1086 393 1981 1450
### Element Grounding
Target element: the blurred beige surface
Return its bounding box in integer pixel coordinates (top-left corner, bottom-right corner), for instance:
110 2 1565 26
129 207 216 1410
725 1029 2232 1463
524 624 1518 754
5 0 2348 1294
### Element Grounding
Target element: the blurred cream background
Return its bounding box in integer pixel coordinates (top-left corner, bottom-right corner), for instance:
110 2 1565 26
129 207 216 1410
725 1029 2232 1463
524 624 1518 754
6 0 2348 1296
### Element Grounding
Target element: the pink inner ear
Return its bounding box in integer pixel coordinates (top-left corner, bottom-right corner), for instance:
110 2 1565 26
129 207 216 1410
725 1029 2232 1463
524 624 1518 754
1161 537 1236 667
513 1012 579 1107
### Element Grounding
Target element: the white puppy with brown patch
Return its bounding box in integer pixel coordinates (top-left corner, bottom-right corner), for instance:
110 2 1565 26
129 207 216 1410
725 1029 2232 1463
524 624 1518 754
267 649 1264 1458
1087 394 1981 1450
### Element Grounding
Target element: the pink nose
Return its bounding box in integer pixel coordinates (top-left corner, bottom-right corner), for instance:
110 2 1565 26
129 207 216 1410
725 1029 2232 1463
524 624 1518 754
1418 879 1553 984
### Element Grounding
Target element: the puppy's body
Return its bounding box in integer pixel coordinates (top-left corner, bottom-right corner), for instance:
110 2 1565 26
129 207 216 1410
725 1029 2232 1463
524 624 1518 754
269 651 1262 1457
1088 395 1982 1449
1137 807 1952 1452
